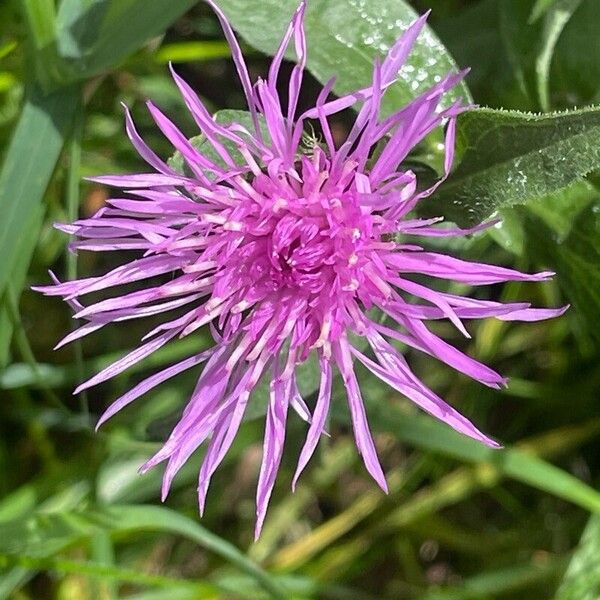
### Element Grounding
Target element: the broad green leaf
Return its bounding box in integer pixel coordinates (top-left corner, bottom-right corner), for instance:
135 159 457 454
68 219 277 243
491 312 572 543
55 0 196 82
424 106 600 226
0 84 80 366
555 515 600 600
216 0 471 116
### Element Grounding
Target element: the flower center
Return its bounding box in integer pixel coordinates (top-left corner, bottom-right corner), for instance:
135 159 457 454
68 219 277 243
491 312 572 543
201 154 394 349
254 192 368 297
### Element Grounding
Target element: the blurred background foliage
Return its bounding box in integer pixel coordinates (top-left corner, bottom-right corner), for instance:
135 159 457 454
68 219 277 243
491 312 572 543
0 0 599 598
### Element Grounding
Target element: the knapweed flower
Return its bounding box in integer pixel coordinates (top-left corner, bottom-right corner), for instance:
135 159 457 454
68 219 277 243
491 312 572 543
36 1 566 537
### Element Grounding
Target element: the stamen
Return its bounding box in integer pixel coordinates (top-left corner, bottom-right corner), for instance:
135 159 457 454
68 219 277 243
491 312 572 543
202 213 228 225
224 220 244 231
342 278 360 291
364 266 392 298
313 314 332 349
232 300 251 314
272 198 288 213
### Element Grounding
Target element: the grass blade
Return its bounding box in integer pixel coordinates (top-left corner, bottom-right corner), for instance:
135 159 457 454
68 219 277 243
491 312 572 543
0 84 80 364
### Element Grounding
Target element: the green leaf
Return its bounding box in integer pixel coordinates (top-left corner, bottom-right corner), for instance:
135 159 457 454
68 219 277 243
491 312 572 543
555 514 600 600
0 486 38 524
55 0 197 81
535 0 582 111
410 421 600 515
434 0 539 110
530 0 561 22
553 0 600 102
95 451 200 505
0 84 80 366
216 0 471 116
6 494 83 547
99 505 287 599
0 204 44 367
498 0 539 107
486 208 526 255
168 109 269 176
347 379 600 514
0 504 287 599
424 106 600 226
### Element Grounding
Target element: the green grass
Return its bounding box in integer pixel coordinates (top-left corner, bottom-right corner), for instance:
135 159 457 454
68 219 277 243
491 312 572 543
0 0 599 598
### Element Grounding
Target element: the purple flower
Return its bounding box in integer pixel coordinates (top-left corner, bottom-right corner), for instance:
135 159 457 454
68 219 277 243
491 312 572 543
36 1 566 537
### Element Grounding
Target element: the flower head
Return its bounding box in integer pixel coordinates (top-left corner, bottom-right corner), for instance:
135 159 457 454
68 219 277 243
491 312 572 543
36 1 566 537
